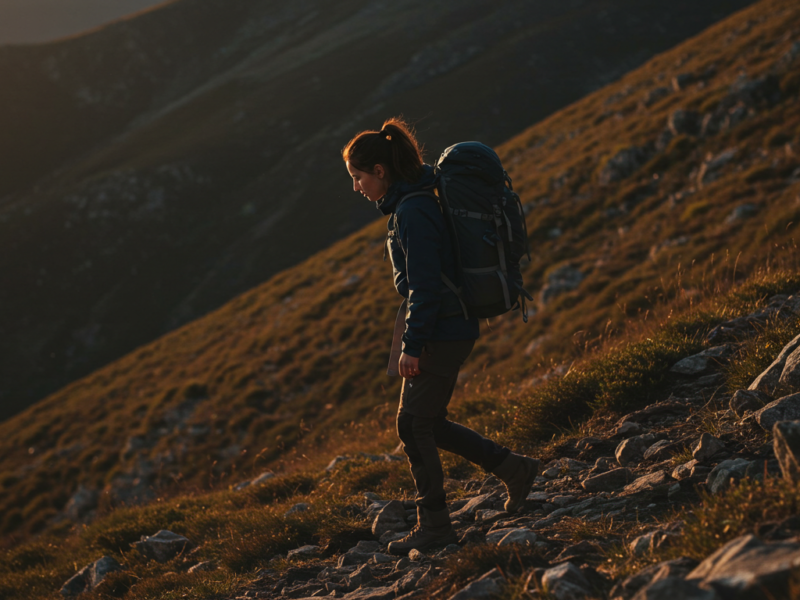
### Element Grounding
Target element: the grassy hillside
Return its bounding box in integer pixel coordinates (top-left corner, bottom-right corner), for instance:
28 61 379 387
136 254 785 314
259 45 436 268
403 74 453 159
1 0 798 548
0 0 755 421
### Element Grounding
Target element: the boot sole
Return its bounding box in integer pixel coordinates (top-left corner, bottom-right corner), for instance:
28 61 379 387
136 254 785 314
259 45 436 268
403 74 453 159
504 458 540 513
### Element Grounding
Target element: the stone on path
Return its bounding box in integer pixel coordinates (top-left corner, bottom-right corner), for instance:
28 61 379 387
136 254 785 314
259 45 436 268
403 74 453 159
749 333 800 393
672 460 698 480
582 468 634 492
624 471 673 495
615 421 645 437
450 493 494 521
133 530 191 562
643 439 674 461
616 435 655 467
371 500 407 537
497 528 537 547
755 393 800 431
541 562 592 599
60 556 123 596
687 534 800 600
773 421 800 483
692 433 725 462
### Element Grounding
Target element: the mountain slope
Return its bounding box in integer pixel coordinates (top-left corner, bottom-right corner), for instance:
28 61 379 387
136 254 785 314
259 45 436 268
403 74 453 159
0 0 756 420
1 0 798 544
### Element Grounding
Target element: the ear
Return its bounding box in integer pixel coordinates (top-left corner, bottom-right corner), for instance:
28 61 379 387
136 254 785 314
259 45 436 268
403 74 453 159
374 164 386 179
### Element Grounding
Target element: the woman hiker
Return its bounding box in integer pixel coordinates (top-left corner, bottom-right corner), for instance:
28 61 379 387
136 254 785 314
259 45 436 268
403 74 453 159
342 117 540 555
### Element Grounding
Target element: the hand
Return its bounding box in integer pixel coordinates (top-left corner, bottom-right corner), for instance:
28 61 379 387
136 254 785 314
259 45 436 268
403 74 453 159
399 352 421 379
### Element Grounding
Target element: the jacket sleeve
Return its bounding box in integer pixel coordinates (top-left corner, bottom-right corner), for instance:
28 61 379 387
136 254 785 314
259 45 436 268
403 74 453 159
396 198 444 357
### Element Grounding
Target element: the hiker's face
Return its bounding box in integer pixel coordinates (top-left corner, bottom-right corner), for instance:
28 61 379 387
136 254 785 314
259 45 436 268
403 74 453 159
346 161 390 202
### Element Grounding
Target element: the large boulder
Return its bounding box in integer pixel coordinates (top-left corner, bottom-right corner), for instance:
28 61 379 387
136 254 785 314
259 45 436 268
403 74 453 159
755 393 800 431
687 534 800 600
60 556 123 597
749 333 800 393
773 421 800 483
132 530 192 563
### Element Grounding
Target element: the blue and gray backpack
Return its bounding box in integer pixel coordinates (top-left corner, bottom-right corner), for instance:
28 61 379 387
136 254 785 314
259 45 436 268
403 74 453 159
395 142 533 322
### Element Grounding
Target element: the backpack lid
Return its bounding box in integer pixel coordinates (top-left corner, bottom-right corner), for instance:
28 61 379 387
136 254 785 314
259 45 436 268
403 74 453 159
435 142 505 185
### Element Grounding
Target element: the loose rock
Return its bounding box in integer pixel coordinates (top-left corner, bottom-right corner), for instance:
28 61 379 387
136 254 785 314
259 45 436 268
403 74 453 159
496 528 537 546
624 471 672 495
706 458 750 494
133 530 191 563
541 562 592 599
692 433 725 462
616 435 654 467
60 556 123 597
372 500 408 537
582 468 635 492
730 389 770 416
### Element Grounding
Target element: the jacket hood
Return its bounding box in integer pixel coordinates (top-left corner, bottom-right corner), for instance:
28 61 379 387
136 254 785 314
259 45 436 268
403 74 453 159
376 164 437 215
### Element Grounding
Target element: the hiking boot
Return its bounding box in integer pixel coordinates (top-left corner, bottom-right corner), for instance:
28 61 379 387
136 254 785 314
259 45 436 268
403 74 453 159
387 507 458 556
491 452 540 513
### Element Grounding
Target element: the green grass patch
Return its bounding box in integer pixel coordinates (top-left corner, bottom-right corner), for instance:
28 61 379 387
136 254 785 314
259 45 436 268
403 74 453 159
725 315 800 393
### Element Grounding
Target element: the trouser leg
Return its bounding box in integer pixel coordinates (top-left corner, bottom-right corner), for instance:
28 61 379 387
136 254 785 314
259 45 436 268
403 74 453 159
432 418 510 472
397 411 446 511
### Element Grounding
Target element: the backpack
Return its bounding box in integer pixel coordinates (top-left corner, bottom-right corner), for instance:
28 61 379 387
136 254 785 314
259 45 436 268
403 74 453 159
432 141 533 322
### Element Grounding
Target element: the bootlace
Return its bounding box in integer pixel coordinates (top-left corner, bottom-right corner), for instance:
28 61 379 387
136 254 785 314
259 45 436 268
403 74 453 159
399 523 422 542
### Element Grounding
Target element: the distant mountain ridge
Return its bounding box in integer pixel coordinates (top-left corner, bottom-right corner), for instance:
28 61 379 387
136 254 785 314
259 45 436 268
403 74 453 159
0 0 754 420
1 0 799 545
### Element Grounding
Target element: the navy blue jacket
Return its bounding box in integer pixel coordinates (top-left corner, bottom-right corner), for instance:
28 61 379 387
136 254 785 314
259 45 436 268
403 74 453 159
376 165 480 357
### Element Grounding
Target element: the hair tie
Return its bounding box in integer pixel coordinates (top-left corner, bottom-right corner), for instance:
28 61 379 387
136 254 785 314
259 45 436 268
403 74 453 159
380 129 392 141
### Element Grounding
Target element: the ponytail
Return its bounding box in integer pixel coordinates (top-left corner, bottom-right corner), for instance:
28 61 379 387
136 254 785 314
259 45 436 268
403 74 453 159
342 117 424 183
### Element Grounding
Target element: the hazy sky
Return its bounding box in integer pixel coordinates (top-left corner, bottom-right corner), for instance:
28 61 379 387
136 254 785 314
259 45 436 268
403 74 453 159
0 0 167 45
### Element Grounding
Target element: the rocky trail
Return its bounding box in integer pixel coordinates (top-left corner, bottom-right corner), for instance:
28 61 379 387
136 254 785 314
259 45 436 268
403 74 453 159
58 293 800 599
